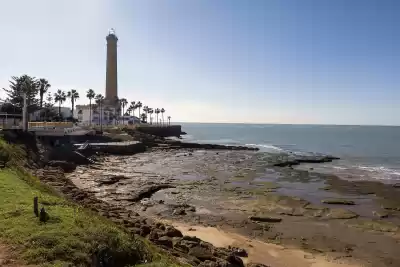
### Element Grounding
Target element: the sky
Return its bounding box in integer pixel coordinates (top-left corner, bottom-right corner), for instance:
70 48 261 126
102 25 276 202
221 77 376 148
0 0 399 125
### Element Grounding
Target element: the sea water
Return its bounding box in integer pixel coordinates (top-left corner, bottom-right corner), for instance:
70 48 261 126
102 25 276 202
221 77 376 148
180 123 400 183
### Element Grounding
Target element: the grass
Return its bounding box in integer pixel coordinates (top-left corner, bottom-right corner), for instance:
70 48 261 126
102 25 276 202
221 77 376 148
0 138 181 267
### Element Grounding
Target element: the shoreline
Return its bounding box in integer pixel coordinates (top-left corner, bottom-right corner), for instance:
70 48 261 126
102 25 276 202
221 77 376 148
66 145 400 267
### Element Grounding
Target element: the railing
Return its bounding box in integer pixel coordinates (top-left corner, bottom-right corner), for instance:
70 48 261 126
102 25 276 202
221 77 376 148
28 122 73 128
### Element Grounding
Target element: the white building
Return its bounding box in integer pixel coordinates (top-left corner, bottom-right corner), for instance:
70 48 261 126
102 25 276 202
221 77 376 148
75 104 142 125
75 104 118 125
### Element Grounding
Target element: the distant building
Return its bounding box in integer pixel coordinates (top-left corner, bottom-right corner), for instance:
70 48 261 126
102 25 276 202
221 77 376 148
75 104 119 125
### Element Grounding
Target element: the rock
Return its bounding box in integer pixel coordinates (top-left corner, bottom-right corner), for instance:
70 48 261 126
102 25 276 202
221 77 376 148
188 227 196 231
173 207 186 216
129 184 175 202
156 236 173 248
249 215 282 223
165 226 183 237
47 160 77 172
230 247 248 257
140 225 151 236
187 206 196 212
225 254 244 267
182 235 201 243
39 207 49 222
149 230 160 241
129 227 141 235
188 246 214 261
322 199 355 205
247 264 271 267
199 260 218 267
98 175 128 185
326 208 358 219
373 210 389 218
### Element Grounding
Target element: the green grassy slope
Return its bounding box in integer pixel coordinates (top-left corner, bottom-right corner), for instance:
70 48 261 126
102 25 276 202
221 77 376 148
0 138 179 267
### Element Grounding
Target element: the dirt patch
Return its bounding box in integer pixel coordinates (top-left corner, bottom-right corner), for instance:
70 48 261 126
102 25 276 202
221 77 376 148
0 243 32 267
173 223 363 267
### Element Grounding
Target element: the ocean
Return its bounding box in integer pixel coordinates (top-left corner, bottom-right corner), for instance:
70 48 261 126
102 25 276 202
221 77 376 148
180 123 400 183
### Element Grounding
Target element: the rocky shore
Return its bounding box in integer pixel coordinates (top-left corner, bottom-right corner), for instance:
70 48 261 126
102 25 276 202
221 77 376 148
66 144 400 267
9 128 400 266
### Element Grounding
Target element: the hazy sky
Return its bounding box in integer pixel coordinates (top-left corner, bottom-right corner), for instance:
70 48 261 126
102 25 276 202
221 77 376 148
0 0 399 125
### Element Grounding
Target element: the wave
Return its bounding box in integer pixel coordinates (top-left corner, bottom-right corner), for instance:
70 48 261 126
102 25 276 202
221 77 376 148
357 166 400 177
245 143 284 153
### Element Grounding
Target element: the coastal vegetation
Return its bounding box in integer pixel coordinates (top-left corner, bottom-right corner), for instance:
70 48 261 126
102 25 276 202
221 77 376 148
1 74 172 125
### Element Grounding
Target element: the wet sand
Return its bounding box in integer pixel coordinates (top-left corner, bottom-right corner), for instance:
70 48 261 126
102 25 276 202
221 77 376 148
67 148 400 266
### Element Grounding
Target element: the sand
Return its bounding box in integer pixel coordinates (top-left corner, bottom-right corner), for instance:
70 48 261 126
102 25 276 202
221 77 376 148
173 223 365 267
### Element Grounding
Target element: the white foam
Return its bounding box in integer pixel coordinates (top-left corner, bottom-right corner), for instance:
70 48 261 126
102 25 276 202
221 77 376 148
245 143 284 153
357 166 400 176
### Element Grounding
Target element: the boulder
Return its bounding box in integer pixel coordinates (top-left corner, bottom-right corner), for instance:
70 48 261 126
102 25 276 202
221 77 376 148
188 246 214 261
165 226 183 238
249 215 282 223
47 160 77 172
199 260 218 267
322 199 355 205
173 208 186 216
156 236 173 248
140 225 151 236
225 254 244 267
326 208 358 219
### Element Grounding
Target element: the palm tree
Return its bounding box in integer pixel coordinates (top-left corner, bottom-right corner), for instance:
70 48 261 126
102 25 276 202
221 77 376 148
86 89 96 125
136 101 142 122
67 89 79 118
54 89 66 116
38 78 51 109
143 105 149 123
140 113 147 123
167 116 171 125
95 94 105 130
161 108 165 125
45 92 53 108
155 108 160 124
129 101 136 117
120 98 128 124
148 108 154 124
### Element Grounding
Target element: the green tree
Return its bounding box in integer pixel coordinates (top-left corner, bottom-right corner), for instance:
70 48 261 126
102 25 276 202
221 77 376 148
160 108 165 125
140 113 147 123
120 98 128 124
143 106 149 122
45 92 53 108
67 89 79 118
2 75 39 108
148 108 154 124
54 89 66 116
129 101 136 117
86 89 96 125
136 101 142 122
38 78 51 108
95 94 105 128
155 108 160 125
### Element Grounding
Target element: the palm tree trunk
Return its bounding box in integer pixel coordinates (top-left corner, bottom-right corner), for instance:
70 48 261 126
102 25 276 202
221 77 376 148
58 103 61 117
71 99 74 118
89 99 92 125
138 108 141 122
162 114 164 125
122 107 124 125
